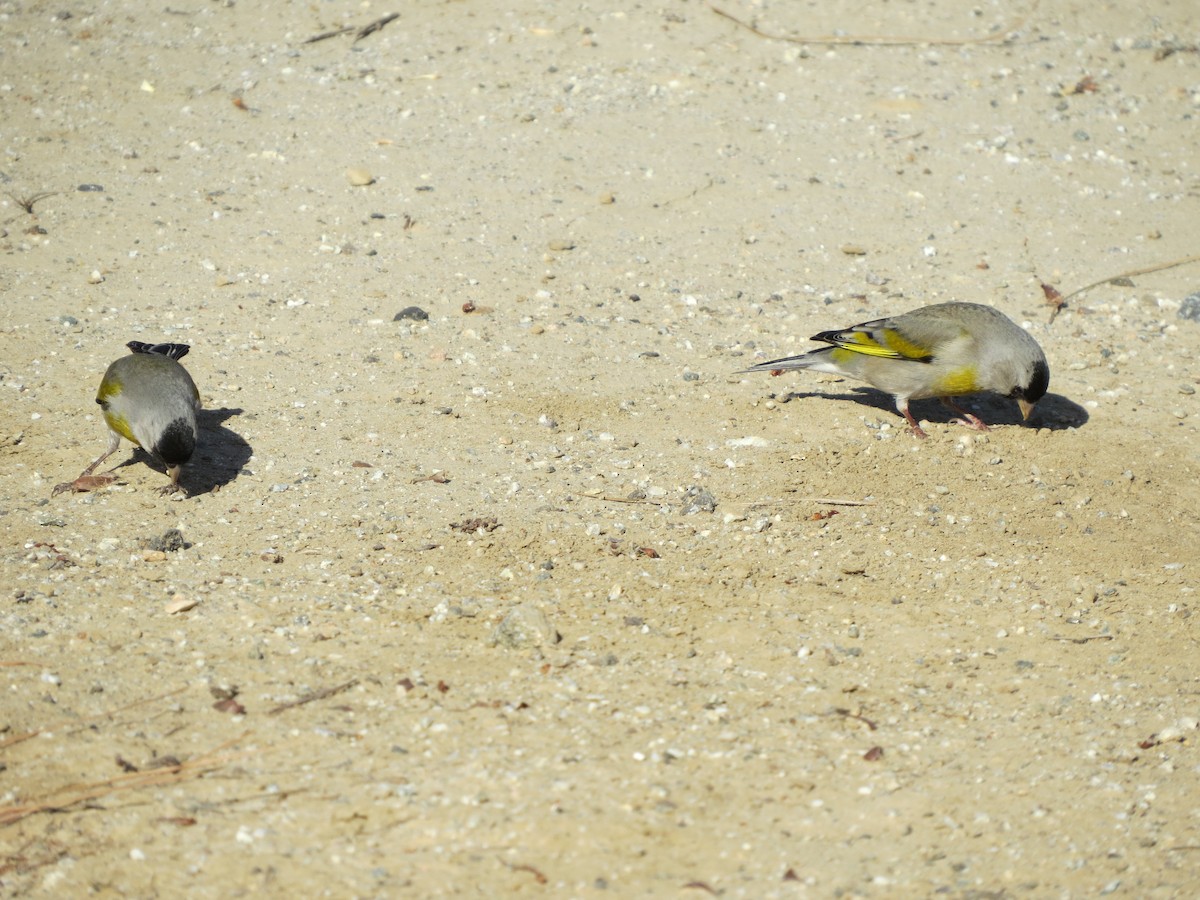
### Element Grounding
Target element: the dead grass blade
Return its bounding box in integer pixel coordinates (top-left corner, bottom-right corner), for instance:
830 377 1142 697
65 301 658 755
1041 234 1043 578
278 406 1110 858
0 732 252 826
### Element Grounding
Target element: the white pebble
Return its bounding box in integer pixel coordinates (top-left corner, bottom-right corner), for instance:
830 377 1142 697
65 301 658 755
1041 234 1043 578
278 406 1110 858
165 596 199 615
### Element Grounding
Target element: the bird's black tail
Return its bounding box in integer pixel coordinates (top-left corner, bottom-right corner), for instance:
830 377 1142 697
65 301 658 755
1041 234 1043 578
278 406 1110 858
127 341 190 361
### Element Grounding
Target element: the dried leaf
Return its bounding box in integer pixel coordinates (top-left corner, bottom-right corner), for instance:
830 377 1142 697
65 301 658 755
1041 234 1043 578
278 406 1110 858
115 755 138 773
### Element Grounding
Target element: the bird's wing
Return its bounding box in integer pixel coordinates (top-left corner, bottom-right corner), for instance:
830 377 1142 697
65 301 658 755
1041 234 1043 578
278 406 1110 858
812 314 965 363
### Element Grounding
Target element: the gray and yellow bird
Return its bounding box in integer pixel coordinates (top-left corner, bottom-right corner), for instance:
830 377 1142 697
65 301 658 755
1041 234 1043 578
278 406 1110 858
741 302 1049 437
54 341 201 495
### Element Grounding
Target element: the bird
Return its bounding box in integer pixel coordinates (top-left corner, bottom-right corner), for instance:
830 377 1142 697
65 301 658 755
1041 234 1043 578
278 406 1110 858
741 302 1049 437
54 341 201 495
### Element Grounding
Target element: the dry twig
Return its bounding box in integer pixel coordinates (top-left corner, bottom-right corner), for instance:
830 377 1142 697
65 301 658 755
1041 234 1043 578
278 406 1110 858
303 12 399 45
785 495 876 506
267 679 359 716
1055 253 1200 307
302 26 354 44
355 13 399 42
710 1 1040 47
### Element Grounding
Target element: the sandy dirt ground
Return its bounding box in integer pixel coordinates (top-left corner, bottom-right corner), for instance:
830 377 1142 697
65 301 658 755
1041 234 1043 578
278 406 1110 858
3 0 1200 896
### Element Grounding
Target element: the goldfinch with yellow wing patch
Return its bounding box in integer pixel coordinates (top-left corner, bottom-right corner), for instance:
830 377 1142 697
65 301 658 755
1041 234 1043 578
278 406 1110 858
742 302 1049 437
54 342 201 495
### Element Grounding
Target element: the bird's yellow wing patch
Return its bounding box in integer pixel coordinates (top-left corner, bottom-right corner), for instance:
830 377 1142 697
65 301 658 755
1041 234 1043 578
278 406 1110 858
829 328 932 361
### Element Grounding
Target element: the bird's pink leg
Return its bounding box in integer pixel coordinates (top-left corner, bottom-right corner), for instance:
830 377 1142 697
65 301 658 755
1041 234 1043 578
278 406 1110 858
897 400 928 438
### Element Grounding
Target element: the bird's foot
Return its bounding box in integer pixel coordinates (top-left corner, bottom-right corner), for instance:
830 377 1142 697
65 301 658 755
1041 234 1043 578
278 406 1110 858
941 399 990 431
52 473 118 496
948 414 990 432
156 482 188 497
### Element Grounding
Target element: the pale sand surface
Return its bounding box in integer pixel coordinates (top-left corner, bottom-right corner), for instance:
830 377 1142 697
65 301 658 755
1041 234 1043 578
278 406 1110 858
2 2 1199 896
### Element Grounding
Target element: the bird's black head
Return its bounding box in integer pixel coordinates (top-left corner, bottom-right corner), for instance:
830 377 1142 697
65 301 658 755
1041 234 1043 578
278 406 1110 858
1012 358 1050 405
153 418 197 467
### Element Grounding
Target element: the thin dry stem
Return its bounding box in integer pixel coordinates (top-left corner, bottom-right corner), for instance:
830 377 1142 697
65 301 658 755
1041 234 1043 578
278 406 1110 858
710 1 1040 47
0 686 188 749
1057 253 1200 306
0 732 252 826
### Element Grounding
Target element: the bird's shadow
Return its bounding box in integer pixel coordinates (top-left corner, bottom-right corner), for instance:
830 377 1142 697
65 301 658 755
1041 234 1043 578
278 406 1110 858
195 407 252 490
776 388 1088 431
116 407 252 494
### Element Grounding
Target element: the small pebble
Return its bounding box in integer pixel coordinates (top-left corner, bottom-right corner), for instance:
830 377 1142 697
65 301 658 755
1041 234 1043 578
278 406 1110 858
77 183 105 192
1179 291 1200 322
148 528 186 552
394 306 429 321
680 485 717 515
489 605 561 649
165 595 199 615
347 168 375 187
547 239 576 251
